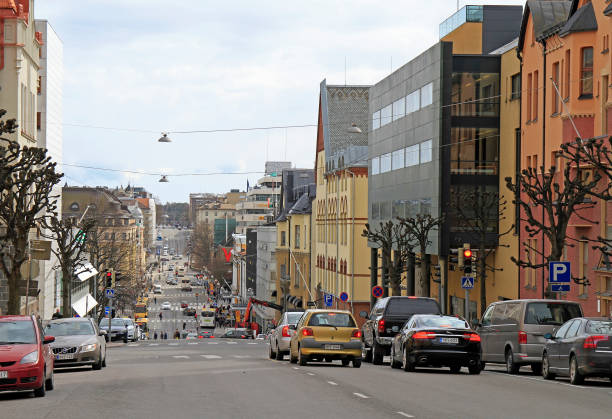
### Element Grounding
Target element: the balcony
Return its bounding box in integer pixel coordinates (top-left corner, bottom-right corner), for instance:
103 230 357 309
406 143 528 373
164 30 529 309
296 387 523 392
439 5 483 39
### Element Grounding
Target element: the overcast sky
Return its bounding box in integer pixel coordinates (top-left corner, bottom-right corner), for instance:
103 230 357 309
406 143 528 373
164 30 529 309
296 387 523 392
36 0 525 203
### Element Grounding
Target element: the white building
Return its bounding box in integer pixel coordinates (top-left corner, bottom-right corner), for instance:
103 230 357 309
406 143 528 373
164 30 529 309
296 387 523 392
254 225 276 327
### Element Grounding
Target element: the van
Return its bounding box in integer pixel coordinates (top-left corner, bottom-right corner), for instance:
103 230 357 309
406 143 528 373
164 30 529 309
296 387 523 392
476 299 583 374
153 284 162 294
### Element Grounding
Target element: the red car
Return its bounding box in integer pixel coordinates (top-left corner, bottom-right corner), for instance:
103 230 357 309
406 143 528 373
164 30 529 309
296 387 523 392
0 315 55 397
180 302 188 309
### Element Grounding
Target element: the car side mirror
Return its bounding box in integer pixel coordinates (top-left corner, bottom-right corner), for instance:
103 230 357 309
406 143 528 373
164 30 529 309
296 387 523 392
544 333 553 340
99 330 107 336
43 335 55 344
359 311 368 319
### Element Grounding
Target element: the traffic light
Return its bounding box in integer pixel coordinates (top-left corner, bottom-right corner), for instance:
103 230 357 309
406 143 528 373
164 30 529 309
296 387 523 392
432 265 441 283
105 269 115 288
458 247 465 268
463 245 472 274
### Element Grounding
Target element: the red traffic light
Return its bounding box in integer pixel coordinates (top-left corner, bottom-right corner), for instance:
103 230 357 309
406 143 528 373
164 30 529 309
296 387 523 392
463 249 472 258
106 272 112 277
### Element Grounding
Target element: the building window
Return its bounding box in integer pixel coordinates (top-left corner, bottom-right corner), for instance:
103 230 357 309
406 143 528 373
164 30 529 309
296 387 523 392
372 111 380 130
392 97 405 121
70 202 79 211
380 104 392 127
420 83 433 107
371 156 379 175
552 61 560 114
405 144 419 167
380 153 392 173
564 50 571 99
392 200 404 218
406 90 420 114
280 231 286 246
510 73 521 100
392 149 404 170
451 73 499 117
37 76 41 95
450 127 498 175
533 70 539 120
527 73 532 120
580 47 594 97
294 225 300 249
420 140 432 163
371 202 380 219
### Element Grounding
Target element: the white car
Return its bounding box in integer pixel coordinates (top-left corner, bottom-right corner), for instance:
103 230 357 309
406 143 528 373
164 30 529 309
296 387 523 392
161 302 172 310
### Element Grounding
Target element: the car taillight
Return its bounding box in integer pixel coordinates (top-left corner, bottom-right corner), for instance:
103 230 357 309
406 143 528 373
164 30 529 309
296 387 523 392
282 325 291 337
413 331 436 339
351 329 362 338
302 327 314 337
584 335 607 349
240 335 245 338
518 331 527 345
464 333 481 342
378 319 385 333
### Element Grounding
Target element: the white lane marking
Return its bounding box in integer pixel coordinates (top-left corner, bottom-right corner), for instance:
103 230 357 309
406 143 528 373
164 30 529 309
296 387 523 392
128 344 140 347
353 392 369 399
173 355 189 359
306 372 315 376
248 342 258 345
292 367 300 370
327 381 338 386
201 354 221 359
233 355 251 358
168 343 179 346
397 412 415 418
207 342 219 345
149 344 159 346
187 342 198 345
227 342 237 345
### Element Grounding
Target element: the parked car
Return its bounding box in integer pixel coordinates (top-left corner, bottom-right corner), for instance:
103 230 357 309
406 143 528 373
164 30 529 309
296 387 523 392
219 329 248 339
542 317 612 384
45 317 107 370
269 311 303 360
161 302 172 310
361 296 441 364
389 314 481 374
0 315 55 397
180 301 188 309
183 308 196 317
289 309 362 368
185 332 198 340
98 318 137 342
153 284 162 294
476 299 583 374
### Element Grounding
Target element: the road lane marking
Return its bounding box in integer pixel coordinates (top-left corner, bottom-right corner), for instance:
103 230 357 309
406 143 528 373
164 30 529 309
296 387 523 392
248 342 258 345
187 342 198 345
483 371 591 390
149 344 159 346
168 343 179 346
128 344 140 347
207 342 219 345
327 381 338 386
306 372 315 376
353 393 369 399
227 342 237 345
173 355 189 359
397 412 415 418
233 355 251 358
292 367 300 370
201 354 221 359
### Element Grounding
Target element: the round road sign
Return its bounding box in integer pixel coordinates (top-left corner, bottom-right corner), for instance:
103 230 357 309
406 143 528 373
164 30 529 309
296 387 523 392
339 292 349 302
372 285 384 298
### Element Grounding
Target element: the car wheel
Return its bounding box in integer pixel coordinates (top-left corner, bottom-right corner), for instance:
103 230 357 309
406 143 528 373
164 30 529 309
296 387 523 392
275 345 284 361
541 353 555 380
289 346 298 364
298 347 308 366
352 358 362 368
362 342 372 363
341 359 350 367
45 369 54 391
505 348 519 374
34 372 46 397
480 362 486 371
93 354 103 370
468 364 481 375
372 341 384 365
402 348 414 372
569 355 584 385
530 363 542 375
269 342 276 359
102 351 107 368
390 346 401 369
449 365 461 374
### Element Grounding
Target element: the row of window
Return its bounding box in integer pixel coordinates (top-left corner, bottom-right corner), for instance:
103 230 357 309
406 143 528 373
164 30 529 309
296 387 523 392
372 83 433 130
371 198 432 220
371 139 432 175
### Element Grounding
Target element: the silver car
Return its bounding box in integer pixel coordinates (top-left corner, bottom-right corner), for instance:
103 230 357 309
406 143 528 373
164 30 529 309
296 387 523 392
45 317 107 370
269 312 303 360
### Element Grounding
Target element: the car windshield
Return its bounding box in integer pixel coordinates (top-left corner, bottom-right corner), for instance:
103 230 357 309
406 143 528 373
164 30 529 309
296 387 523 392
586 320 612 334
0 320 37 344
202 311 215 317
286 313 303 324
415 316 469 329
102 319 128 327
308 313 355 327
524 303 582 326
386 298 440 316
135 306 147 313
45 321 95 336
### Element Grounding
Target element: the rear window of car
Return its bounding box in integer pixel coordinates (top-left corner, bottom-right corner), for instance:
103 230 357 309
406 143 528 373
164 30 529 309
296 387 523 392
201 311 214 317
385 298 441 316
524 303 582 326
45 321 95 336
415 316 469 329
286 313 302 324
586 320 612 334
0 320 37 344
308 313 356 327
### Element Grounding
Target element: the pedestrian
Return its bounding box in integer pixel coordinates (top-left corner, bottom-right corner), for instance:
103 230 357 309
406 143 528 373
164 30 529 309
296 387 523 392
174 329 180 339
163 331 168 340
51 308 62 319
154 297 157 304
153 331 158 340
182 321 186 330
159 312 163 321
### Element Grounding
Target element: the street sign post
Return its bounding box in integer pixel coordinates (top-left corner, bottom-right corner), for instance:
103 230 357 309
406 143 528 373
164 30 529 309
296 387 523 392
549 262 571 293
105 289 115 298
461 277 474 289
324 293 333 307
104 306 110 316
372 285 384 298
339 292 348 302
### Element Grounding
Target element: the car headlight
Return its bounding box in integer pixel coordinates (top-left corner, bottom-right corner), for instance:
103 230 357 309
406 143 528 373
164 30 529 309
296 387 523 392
20 350 39 364
81 344 97 352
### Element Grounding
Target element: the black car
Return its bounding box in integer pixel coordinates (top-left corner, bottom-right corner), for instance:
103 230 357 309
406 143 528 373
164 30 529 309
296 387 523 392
219 329 248 339
542 317 612 384
183 308 196 316
361 296 441 364
389 314 482 374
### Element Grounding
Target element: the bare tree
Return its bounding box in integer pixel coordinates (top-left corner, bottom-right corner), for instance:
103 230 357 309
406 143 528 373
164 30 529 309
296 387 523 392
191 222 213 270
0 118 63 314
506 158 601 292
398 214 444 298
450 187 513 316
42 217 96 317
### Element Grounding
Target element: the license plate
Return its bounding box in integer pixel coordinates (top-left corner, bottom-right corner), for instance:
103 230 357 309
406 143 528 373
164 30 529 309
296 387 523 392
0 371 7 378
325 344 341 350
440 337 459 344
56 354 74 360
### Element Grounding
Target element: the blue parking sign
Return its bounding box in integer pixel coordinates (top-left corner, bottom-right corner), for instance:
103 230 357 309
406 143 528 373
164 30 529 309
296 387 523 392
549 261 571 283
324 293 333 307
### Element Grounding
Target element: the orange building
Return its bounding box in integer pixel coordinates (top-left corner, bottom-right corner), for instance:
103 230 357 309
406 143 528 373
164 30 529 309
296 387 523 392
518 0 611 316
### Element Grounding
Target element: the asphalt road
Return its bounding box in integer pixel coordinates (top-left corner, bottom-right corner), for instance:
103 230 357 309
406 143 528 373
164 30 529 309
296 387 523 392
2 336 611 419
